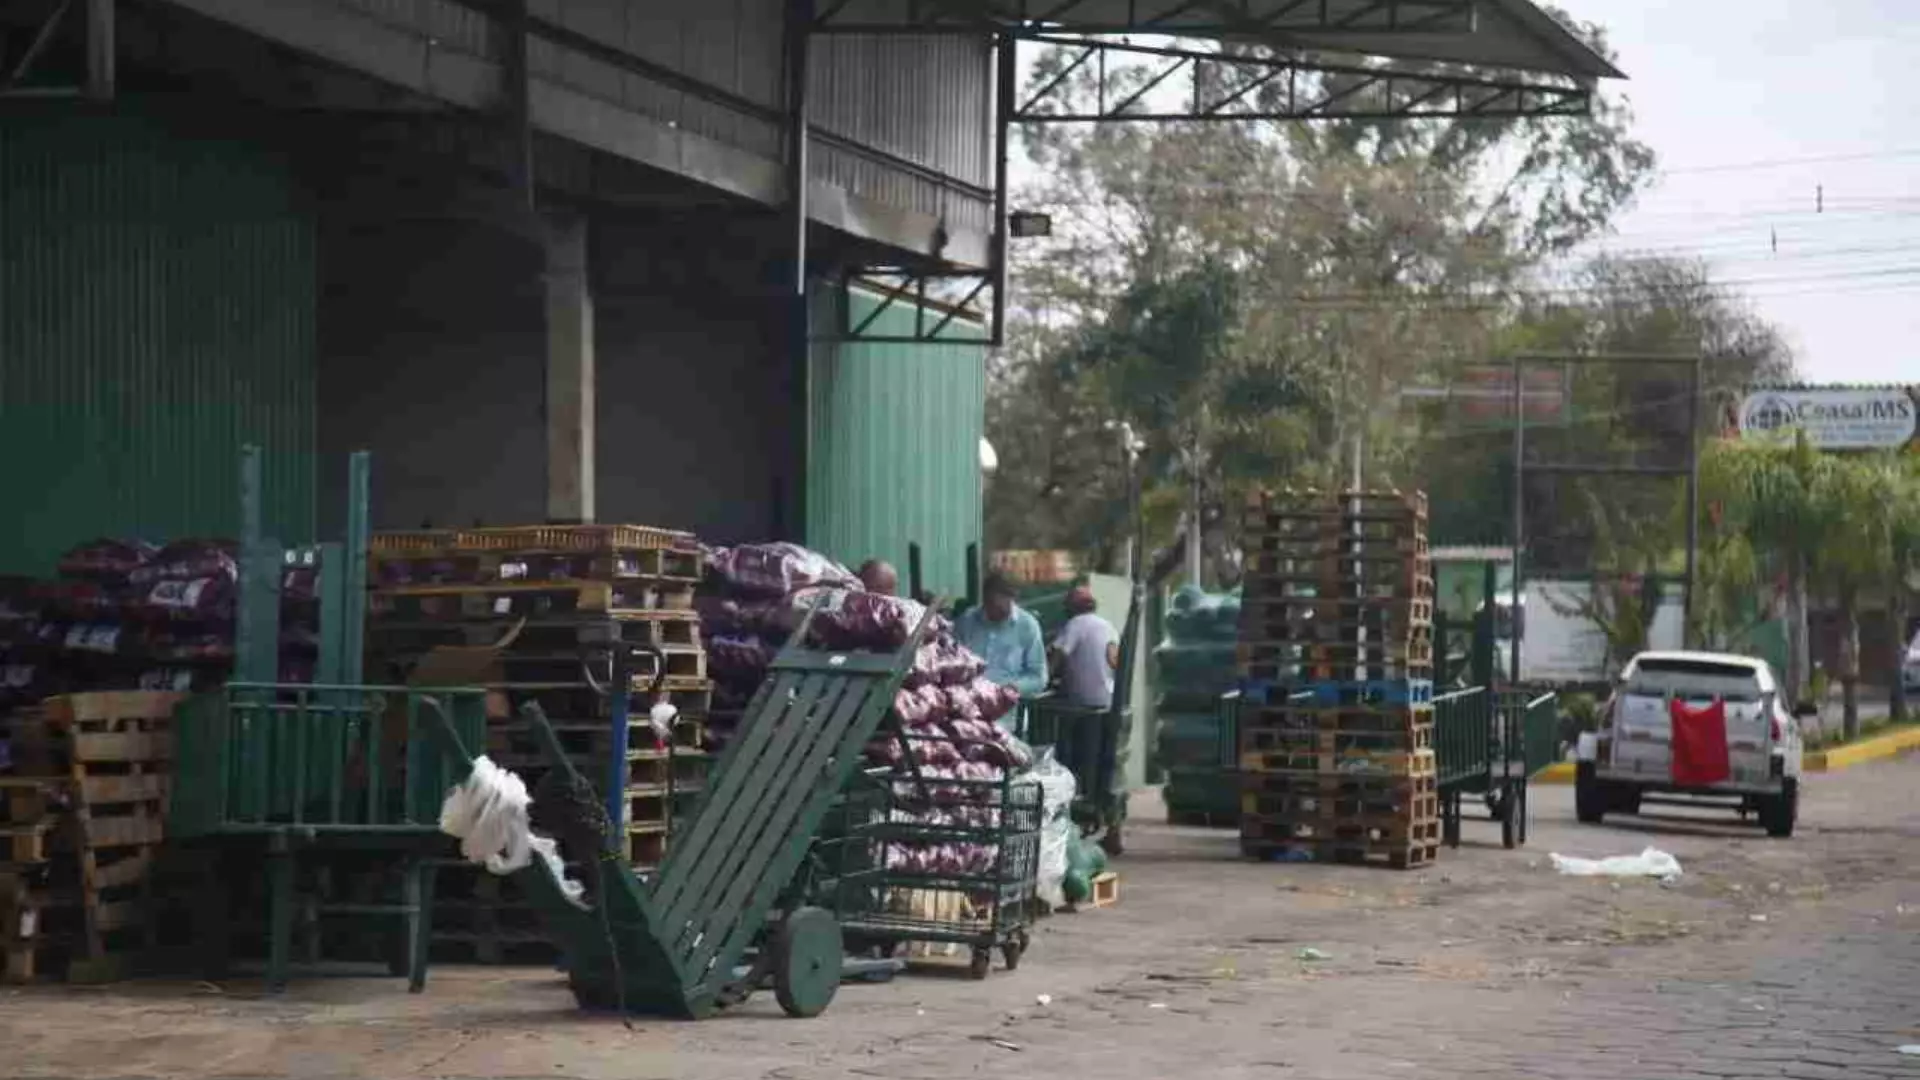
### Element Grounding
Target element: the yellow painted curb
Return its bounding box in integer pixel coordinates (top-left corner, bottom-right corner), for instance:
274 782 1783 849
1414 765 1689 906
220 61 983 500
1805 724 1920 773
1535 761 1577 785
1533 725 1920 780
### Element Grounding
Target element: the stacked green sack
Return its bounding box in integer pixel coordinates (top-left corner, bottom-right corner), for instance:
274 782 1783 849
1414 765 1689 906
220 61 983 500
1059 826 1110 904
1155 585 1242 824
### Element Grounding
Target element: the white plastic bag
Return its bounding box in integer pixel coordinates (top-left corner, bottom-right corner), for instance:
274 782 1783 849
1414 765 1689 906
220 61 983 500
440 756 585 904
1549 846 1682 882
1021 747 1078 908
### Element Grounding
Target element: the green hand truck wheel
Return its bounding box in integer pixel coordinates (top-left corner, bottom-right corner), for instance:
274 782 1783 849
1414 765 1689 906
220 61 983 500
773 907 843 1018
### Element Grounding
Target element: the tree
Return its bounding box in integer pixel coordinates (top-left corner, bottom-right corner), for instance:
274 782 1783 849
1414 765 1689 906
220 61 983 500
1813 455 1899 739
991 20 1661 575
1700 433 1844 709
1870 453 1920 722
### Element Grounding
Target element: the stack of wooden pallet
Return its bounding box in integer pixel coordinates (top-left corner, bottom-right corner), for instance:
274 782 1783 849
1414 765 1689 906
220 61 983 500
367 524 712 963
0 691 175 981
1235 489 1439 870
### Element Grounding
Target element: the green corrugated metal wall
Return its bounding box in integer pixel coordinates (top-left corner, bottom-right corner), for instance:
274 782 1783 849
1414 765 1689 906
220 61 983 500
0 109 316 574
807 287 985 599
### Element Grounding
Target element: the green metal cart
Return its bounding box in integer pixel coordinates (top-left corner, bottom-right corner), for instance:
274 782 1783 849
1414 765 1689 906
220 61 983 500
169 683 489 990
419 598 942 1019
1433 687 1560 849
815 736 1040 979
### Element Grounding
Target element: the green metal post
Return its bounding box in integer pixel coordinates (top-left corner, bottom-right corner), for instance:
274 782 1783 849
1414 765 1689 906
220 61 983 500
1473 561 1496 690
316 543 343 685
342 451 371 685
237 445 283 684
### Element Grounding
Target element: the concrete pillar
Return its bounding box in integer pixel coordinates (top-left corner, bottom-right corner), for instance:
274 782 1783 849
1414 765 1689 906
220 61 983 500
544 211 595 523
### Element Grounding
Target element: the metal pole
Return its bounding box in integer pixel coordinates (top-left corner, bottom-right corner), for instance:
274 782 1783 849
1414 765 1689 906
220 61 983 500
84 0 114 101
1186 445 1203 588
989 32 1013 348
1509 357 1525 688
1683 355 1702 647
783 0 814 542
605 646 629 849
503 0 534 211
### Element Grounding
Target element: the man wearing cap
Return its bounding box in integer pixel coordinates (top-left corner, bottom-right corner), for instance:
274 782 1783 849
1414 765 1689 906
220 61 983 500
1051 583 1120 711
954 571 1048 701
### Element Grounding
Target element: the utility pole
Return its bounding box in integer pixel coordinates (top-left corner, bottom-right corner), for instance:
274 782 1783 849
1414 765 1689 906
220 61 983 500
1186 439 1204 588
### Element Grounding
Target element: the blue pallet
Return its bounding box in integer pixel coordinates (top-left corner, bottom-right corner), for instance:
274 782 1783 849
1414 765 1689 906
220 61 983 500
1240 678 1434 707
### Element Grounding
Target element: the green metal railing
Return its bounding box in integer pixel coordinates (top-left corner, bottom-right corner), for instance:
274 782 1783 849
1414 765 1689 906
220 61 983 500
1433 686 1492 790
170 683 488 839
1508 689 1561 778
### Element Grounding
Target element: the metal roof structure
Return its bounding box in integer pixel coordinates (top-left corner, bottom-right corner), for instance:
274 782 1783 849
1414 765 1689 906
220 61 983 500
816 0 1625 82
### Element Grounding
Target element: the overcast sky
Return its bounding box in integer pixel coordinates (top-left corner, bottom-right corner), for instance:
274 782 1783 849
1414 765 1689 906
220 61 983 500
1573 0 1918 385
1010 2 1916 386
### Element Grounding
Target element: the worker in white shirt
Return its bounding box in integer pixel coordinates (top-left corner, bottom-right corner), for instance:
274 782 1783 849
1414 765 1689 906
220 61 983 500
1051 584 1120 710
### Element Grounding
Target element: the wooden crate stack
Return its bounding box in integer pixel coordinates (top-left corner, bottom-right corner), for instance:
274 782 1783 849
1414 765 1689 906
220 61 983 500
1235 489 1440 870
367 524 712 963
0 691 175 981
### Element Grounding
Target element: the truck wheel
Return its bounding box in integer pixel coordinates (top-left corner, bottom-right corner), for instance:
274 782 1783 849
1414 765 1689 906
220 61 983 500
1575 762 1607 825
1762 778 1799 838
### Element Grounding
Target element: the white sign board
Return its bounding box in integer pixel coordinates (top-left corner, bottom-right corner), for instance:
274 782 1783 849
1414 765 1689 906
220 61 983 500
1738 388 1917 450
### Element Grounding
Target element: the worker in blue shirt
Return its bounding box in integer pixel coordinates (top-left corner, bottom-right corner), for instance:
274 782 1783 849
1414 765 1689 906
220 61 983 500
954 571 1049 705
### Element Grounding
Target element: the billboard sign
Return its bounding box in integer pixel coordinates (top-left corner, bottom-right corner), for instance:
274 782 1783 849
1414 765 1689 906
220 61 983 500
1737 387 1917 450
1403 366 1568 425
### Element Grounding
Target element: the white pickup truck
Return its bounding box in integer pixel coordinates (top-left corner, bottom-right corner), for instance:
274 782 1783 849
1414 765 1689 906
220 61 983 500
1574 650 1807 838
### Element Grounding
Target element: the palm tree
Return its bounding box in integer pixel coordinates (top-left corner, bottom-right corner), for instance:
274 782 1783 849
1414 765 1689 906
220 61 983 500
1880 454 1920 723
1700 431 1843 704
1812 453 1897 739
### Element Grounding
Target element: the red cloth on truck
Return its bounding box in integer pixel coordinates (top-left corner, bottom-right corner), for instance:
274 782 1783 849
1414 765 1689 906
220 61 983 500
1669 698 1731 787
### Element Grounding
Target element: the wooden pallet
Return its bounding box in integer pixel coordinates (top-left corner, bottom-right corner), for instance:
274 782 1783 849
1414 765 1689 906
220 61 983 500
1243 541 1430 574
1245 487 1428 515
1240 724 1432 756
1241 810 1441 845
1238 661 1436 688
624 827 667 869
1239 704 1434 734
1241 789 1440 822
371 580 696 621
371 547 701 587
371 611 704 653
1237 594 1437 622
1240 678 1436 708
1238 747 1437 778
508 684 715 724
1240 770 1438 797
1243 835 1441 870
1237 637 1436 663
372 523 695 555
1245 518 1427 547
0 693 170 983
488 646 708 685
1240 567 1435 597
490 715 707 759
1237 603 1435 631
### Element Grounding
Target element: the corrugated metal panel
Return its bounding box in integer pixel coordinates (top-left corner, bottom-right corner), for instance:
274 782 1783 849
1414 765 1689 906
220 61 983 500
811 33 991 187
0 110 316 575
303 1 989 236
334 0 495 55
807 288 985 599
809 32 995 240
531 0 784 159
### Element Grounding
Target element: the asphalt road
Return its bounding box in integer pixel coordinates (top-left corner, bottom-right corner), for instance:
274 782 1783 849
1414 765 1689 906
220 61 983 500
5 757 1918 1080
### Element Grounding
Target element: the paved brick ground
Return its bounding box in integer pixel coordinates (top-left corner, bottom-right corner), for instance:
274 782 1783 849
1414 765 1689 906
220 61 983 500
6 756 1919 1080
